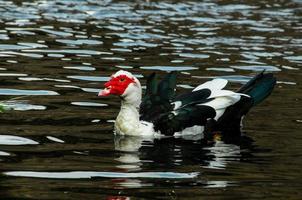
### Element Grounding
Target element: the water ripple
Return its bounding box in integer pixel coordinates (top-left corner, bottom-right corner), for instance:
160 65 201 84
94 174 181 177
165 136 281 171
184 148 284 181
0 151 10 156
140 66 198 71
230 65 281 72
4 171 199 179
64 66 96 71
3 101 46 111
67 75 109 82
0 51 43 58
0 135 38 145
0 89 59 96
56 39 103 45
22 49 111 56
178 53 210 59
0 44 32 50
71 102 108 107
46 136 65 143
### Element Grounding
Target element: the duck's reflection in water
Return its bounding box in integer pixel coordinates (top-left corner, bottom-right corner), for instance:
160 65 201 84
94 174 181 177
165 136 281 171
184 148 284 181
111 133 253 192
114 133 253 171
203 141 241 169
114 135 154 171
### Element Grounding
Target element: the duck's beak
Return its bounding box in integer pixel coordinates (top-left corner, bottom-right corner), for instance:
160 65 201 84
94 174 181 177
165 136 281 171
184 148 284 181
98 79 113 97
98 86 111 96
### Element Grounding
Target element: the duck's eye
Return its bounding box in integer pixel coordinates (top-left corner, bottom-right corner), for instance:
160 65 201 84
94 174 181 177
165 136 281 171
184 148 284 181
120 78 125 82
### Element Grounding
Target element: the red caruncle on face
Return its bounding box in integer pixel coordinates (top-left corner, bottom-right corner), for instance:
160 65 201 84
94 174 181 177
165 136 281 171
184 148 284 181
101 74 135 96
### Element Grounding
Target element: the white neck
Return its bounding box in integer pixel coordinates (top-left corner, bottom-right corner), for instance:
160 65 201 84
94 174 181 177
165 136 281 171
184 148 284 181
121 81 142 107
113 78 155 136
115 100 140 136
121 90 141 109
114 81 141 135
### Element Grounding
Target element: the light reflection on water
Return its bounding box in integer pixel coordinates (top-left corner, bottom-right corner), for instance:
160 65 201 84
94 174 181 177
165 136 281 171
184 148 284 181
3 100 47 111
4 171 199 179
0 89 59 95
0 135 39 145
0 0 301 199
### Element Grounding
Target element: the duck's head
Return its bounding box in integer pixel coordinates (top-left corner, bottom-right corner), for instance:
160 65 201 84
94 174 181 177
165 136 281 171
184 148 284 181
98 70 142 106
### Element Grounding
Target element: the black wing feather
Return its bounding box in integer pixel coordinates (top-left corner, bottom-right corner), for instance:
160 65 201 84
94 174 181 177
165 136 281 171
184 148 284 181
172 89 212 109
153 105 216 136
140 72 177 121
141 72 217 136
158 71 177 101
145 72 158 96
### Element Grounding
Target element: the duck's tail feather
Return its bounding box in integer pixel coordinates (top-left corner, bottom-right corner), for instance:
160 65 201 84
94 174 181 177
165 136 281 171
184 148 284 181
237 71 276 105
213 72 276 135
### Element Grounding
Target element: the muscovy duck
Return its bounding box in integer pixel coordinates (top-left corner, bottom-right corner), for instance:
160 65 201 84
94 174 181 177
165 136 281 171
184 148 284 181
98 70 276 137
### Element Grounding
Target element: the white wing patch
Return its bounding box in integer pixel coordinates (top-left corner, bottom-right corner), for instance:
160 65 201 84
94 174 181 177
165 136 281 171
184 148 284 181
201 96 240 120
193 78 251 120
208 89 238 99
198 88 248 120
193 78 228 92
202 96 239 110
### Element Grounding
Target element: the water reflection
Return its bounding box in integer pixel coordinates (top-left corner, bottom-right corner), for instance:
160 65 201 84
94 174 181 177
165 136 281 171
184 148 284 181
4 171 198 179
67 75 109 82
56 39 103 45
203 141 241 169
46 136 65 143
0 151 10 156
114 136 153 171
112 134 252 188
0 89 59 95
230 65 281 72
63 66 96 71
71 101 108 107
2 100 46 111
2 134 248 190
0 135 38 145
140 65 198 71
114 134 251 171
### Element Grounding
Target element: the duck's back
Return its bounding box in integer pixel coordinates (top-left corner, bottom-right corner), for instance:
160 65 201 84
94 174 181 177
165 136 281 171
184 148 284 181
139 72 246 136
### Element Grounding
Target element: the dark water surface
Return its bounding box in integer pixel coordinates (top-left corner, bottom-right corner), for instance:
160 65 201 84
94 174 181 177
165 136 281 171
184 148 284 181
0 0 301 199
